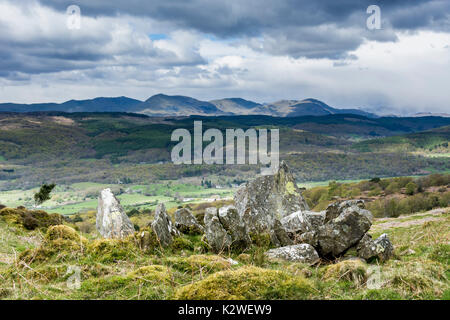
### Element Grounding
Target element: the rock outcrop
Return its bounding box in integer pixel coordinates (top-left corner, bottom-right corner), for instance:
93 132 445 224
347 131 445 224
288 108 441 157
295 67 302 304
151 203 179 247
266 244 320 265
96 188 135 239
317 202 373 257
234 161 308 243
174 207 204 234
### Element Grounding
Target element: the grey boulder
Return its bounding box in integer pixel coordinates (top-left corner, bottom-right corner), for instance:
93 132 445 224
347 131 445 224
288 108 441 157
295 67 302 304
281 210 325 234
174 207 204 234
96 188 135 239
151 203 179 247
266 244 320 265
218 205 251 250
203 207 232 253
317 203 373 257
324 199 366 223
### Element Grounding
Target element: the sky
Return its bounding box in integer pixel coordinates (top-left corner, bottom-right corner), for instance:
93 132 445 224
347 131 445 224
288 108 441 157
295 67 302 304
0 0 449 115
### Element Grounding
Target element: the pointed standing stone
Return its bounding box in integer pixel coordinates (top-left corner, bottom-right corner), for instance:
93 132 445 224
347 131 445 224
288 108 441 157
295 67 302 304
96 188 135 239
234 161 309 234
151 203 179 247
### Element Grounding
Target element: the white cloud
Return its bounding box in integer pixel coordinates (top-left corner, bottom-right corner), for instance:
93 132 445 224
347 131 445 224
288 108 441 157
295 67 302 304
0 0 449 115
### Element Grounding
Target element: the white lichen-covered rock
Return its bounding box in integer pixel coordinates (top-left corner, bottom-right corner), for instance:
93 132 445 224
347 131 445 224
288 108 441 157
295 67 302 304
317 202 373 257
324 199 366 223
374 234 394 261
174 207 204 234
265 244 320 265
96 188 135 239
357 233 394 262
218 205 251 250
203 207 232 253
151 203 179 247
234 161 309 234
281 210 325 234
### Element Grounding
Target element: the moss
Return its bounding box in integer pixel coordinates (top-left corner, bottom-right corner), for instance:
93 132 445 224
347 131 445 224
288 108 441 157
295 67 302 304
285 263 313 278
86 238 138 263
129 228 160 253
165 254 232 275
323 259 368 286
0 207 64 231
249 232 272 248
170 237 194 251
76 271 175 300
237 253 251 264
19 238 84 264
127 265 172 284
45 225 85 242
175 266 314 300
177 224 203 236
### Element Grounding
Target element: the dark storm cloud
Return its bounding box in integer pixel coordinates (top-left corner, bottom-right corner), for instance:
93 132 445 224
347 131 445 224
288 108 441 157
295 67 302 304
40 0 449 35
0 0 449 86
34 0 450 59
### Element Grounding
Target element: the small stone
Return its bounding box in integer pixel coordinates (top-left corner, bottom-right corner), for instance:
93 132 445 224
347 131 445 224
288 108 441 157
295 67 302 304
266 244 320 265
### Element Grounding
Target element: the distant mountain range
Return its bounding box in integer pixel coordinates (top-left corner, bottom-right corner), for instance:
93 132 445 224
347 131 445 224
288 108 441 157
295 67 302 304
0 94 381 118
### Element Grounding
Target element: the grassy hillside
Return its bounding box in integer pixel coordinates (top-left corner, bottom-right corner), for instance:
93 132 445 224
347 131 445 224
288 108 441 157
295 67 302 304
0 201 448 300
353 126 450 154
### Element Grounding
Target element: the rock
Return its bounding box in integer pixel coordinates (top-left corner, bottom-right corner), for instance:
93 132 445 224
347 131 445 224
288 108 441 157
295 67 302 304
234 161 309 234
295 231 319 247
281 210 325 234
218 205 251 250
96 188 135 239
266 244 320 265
356 233 394 262
324 200 366 223
203 207 232 253
271 219 293 247
356 233 377 260
317 204 372 257
174 207 204 234
151 203 179 247
373 234 395 262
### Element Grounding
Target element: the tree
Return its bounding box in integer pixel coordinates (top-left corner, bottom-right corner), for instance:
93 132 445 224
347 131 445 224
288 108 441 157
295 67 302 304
405 182 417 196
34 183 56 206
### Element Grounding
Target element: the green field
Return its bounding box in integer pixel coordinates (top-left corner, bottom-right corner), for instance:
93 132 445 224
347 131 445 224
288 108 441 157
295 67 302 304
0 182 233 215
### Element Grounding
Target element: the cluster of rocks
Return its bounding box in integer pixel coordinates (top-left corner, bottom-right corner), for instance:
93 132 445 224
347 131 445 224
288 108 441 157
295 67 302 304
95 162 394 264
